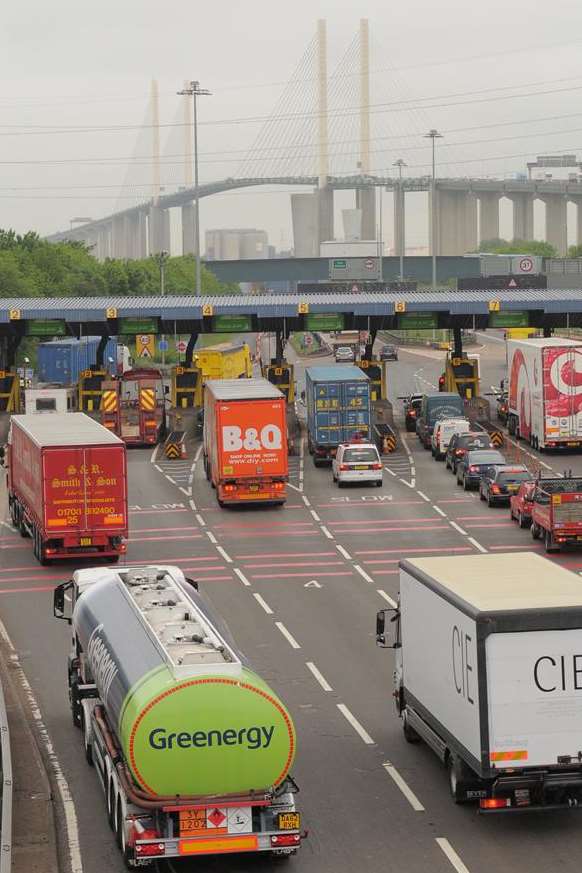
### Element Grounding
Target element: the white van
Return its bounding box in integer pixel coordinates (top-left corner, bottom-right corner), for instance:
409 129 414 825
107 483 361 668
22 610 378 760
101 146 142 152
431 417 470 460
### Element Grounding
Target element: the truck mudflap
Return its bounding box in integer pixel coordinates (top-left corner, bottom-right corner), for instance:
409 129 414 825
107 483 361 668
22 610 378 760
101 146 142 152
478 770 582 813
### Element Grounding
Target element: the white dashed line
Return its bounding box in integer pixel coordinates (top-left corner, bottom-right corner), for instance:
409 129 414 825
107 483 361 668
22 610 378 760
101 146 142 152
435 838 472 873
377 589 398 608
206 531 218 544
234 568 251 587
306 661 333 692
383 762 425 811
310 509 321 522
449 521 468 536
417 490 430 502
320 526 334 540
195 514 206 527
253 593 273 615
399 478 415 488
189 498 197 511
216 546 233 564
354 564 374 584
302 495 311 507
337 703 375 745
275 622 301 649
468 537 488 553
166 476 177 485
179 487 191 496
432 505 447 517
154 464 163 473
385 468 397 477
195 445 203 461
336 544 352 560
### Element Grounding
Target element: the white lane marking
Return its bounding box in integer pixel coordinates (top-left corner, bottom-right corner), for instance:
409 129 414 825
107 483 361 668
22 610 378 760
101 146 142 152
234 568 251 587
150 443 160 464
253 593 273 615
410 465 416 476
189 498 197 511
377 589 398 608
468 537 488 553
385 468 397 477
288 483 302 492
310 509 321 522
0 619 84 873
435 837 472 873
302 495 311 507
195 445 203 461
449 521 468 536
320 526 334 540
306 661 333 692
179 486 191 496
432 504 447 517
337 703 375 745
154 464 163 473
336 544 352 560
216 545 233 564
354 564 374 584
276 622 301 649
195 513 206 527
304 580 322 589
206 530 218 544
0 521 12 530
383 762 425 812
417 490 430 502
166 476 177 485
399 478 415 489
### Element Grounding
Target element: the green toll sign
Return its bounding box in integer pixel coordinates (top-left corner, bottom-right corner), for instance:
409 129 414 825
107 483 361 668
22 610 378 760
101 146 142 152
305 313 345 331
26 320 67 337
489 311 529 328
212 314 253 332
119 317 159 334
396 312 438 330
332 259 347 269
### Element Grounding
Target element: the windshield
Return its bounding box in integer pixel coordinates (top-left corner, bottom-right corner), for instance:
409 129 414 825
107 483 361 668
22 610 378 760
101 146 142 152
468 451 504 464
427 397 464 424
344 448 378 463
497 471 531 484
458 435 489 449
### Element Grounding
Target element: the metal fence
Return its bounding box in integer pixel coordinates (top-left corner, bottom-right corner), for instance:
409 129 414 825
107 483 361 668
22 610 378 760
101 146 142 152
0 675 12 873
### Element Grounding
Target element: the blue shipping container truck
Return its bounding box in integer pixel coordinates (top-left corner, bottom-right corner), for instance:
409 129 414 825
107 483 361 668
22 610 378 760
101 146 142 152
306 365 371 466
38 337 118 385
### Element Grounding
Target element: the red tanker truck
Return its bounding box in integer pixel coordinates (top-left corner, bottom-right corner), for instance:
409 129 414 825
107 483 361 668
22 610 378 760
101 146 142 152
6 413 128 564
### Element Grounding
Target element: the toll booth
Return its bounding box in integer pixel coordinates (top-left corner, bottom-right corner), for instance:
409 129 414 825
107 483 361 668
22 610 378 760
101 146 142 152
0 371 20 413
171 366 199 409
444 353 480 400
78 368 107 412
262 363 295 403
355 359 386 402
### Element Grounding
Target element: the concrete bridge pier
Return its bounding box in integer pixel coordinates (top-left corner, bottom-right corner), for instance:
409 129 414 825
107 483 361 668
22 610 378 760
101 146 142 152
356 187 376 240
511 193 534 241
291 193 319 257
124 213 147 259
393 185 405 257
111 216 127 259
318 187 334 245
433 189 478 255
148 205 171 256
478 192 500 243
96 224 112 261
570 197 582 247
181 203 196 256
543 194 568 255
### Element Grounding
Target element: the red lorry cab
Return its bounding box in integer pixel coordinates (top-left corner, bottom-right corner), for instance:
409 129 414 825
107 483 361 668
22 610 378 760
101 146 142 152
203 378 288 506
7 413 128 564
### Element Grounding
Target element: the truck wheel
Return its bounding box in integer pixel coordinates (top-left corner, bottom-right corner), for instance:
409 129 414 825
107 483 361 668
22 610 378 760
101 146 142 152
531 521 541 540
487 494 495 507
447 755 470 804
518 512 529 529
80 710 93 767
463 476 470 491
117 799 137 869
106 555 120 564
70 679 82 729
313 457 321 468
402 711 420 744
545 530 559 553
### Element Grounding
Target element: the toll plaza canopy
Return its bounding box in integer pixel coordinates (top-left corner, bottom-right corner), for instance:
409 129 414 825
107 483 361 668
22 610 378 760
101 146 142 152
2 289 582 335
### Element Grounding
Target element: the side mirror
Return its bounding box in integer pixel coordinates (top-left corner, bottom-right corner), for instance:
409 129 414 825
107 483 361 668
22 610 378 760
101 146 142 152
164 385 169 394
376 609 386 644
185 577 199 591
54 581 74 624
376 607 399 648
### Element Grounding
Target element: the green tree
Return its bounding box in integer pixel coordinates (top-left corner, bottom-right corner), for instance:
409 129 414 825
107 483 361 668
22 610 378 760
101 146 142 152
568 245 582 258
478 238 557 258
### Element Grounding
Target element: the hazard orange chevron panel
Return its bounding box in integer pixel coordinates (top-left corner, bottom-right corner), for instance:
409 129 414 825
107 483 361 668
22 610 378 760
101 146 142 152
102 390 118 412
490 750 528 762
139 388 156 411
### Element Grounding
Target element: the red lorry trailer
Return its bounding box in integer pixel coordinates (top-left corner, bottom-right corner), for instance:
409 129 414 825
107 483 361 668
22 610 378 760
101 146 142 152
7 413 127 564
203 378 288 506
530 477 582 552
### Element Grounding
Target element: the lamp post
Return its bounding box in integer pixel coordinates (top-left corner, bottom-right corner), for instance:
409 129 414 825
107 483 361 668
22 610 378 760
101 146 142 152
424 129 443 289
177 81 211 296
393 159 407 282
155 250 169 364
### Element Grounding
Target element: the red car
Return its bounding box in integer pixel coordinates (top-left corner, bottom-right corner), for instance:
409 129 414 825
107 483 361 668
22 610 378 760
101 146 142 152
509 481 535 528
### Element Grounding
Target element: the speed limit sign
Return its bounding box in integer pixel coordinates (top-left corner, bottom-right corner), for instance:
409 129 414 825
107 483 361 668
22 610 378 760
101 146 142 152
519 257 533 273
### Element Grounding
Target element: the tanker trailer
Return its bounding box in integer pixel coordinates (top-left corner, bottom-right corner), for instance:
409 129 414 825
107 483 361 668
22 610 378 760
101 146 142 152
53 565 303 867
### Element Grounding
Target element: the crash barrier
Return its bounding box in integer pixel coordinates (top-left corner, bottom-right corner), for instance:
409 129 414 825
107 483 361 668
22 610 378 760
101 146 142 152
374 422 397 454
0 674 12 873
164 430 186 460
503 439 545 479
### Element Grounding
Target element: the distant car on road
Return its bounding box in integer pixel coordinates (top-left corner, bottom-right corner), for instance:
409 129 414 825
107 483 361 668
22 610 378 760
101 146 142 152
445 432 494 474
456 448 506 490
334 346 355 362
379 344 398 361
496 391 509 424
510 480 536 527
479 464 531 507
332 442 383 487
404 395 422 432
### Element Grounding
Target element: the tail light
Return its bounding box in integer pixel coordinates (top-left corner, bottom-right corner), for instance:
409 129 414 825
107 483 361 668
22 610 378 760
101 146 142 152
480 798 511 810
491 484 501 494
271 834 301 847
224 484 236 493
144 419 157 427
468 465 478 473
372 463 382 470
135 843 166 857
340 464 349 471
455 449 465 456
409 410 417 417
273 482 285 491
103 421 116 429
45 547 56 555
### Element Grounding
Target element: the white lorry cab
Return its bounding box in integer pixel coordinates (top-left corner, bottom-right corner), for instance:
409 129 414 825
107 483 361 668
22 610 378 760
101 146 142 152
431 417 470 460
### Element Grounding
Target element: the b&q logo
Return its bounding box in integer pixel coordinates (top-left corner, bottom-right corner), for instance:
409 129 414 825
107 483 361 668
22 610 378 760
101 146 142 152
223 425 282 452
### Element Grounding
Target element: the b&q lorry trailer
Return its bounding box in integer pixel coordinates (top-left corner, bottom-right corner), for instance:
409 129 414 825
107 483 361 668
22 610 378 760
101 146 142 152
507 337 582 449
305 366 371 466
203 378 288 505
53 564 303 866
376 552 582 811
7 413 127 565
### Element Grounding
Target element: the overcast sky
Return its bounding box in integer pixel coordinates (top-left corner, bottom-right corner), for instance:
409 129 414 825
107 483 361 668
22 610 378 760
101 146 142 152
3 0 582 252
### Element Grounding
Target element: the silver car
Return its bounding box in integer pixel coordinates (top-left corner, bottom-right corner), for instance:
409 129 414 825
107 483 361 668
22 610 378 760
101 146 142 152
332 443 383 487
334 346 355 362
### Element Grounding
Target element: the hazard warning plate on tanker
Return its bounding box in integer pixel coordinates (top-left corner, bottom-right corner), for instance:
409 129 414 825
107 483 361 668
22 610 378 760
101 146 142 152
278 812 301 830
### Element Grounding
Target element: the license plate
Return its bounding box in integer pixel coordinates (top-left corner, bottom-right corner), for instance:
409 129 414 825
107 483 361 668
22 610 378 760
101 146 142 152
277 812 301 830
577 536 582 541
80 537 92 546
507 485 518 491
354 465 369 470
249 485 259 491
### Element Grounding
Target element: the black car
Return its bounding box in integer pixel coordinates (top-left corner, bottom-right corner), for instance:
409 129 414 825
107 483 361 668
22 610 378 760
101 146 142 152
379 344 398 361
456 449 506 490
445 432 494 474
479 465 532 506
496 391 509 424
404 395 422 432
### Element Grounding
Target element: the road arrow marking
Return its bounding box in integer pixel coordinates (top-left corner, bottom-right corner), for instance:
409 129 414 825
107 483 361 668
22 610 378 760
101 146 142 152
304 580 322 588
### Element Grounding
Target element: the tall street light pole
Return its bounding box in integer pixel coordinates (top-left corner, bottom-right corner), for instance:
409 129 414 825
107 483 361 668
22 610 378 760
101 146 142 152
393 159 407 282
177 81 211 296
424 129 443 289
155 249 169 364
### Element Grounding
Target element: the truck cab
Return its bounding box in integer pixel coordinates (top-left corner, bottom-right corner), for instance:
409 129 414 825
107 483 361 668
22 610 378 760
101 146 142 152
416 393 465 450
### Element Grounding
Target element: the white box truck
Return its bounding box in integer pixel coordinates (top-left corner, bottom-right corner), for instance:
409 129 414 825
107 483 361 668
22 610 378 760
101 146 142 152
376 552 582 811
507 337 582 450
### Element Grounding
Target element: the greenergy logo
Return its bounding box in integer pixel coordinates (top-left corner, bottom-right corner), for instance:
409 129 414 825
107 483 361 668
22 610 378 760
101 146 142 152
149 725 275 750
87 624 118 703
